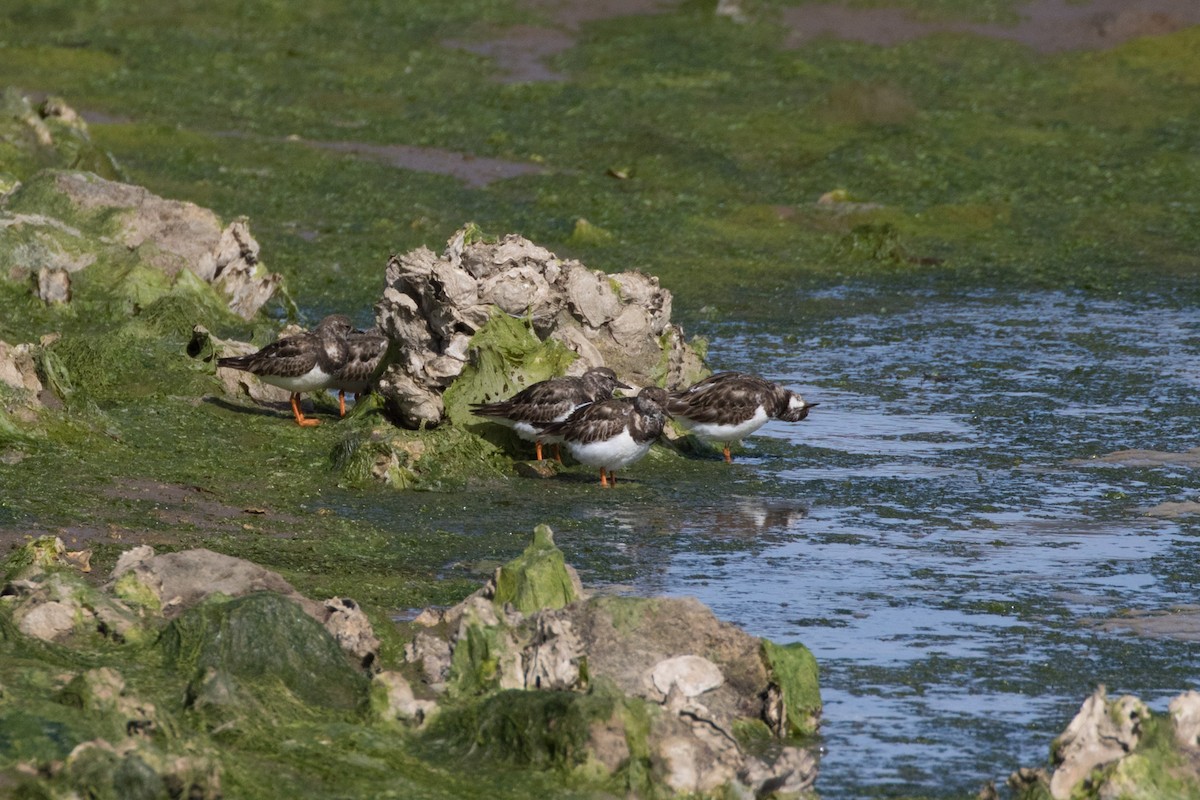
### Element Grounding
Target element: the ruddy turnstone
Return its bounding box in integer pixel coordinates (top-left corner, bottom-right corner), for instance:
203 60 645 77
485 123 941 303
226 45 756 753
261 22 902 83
217 314 354 427
667 371 815 462
540 386 670 487
470 367 630 461
332 326 389 416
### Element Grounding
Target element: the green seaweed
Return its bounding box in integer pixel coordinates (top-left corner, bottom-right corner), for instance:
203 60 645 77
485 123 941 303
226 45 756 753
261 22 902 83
157 592 371 723
491 524 579 614
761 639 822 738
442 309 578 430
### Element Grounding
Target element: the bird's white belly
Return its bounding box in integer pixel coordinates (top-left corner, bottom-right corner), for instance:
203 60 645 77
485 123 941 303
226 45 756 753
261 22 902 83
259 366 333 393
676 407 770 443
510 420 544 442
566 430 650 471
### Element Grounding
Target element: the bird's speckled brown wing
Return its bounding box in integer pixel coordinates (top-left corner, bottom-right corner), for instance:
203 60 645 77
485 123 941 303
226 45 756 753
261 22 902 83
540 397 637 444
335 330 388 390
471 376 593 426
218 334 320 379
667 372 773 426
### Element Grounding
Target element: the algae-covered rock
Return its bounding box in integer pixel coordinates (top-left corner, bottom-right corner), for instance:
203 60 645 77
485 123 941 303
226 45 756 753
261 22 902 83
0 90 120 183
157 592 371 723
0 166 282 320
374 224 707 428
492 524 581 615
762 639 823 738
1009 686 1200 800
59 738 222 800
402 525 821 796
2 536 142 644
111 546 380 668
439 310 578 430
57 668 158 741
422 681 642 774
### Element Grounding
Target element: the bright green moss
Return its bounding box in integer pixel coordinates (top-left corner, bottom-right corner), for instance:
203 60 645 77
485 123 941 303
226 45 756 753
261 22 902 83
441 310 577 431
761 639 822 738
491 524 578 615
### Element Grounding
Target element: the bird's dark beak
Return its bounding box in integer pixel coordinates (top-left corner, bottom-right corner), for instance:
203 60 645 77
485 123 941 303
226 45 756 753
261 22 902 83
615 380 633 391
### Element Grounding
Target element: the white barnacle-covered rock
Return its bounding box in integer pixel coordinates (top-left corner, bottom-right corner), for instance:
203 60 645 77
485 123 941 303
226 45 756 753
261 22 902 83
650 655 725 699
373 225 707 429
374 671 437 725
1047 687 1147 800
1170 690 1200 749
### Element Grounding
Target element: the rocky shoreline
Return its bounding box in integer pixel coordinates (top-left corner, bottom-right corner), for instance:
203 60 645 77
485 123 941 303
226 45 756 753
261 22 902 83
5 88 1200 799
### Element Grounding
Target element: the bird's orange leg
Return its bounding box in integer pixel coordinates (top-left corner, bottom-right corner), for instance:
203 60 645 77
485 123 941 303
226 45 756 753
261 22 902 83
599 468 610 488
535 441 544 461
291 394 320 427
554 443 563 464
338 390 347 417
723 443 732 463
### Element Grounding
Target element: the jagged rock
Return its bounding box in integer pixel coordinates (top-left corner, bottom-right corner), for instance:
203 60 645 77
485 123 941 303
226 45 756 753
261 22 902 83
0 337 52 425
372 671 437 725
187 324 292 404
374 225 707 428
321 596 381 671
406 631 453 691
1171 690 1200 749
523 612 584 691
403 525 821 797
1048 687 1146 799
1 167 282 319
1010 686 1200 800
0 339 43 395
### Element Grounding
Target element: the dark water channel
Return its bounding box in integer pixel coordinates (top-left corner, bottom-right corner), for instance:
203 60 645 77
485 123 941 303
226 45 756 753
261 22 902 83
348 288 1200 798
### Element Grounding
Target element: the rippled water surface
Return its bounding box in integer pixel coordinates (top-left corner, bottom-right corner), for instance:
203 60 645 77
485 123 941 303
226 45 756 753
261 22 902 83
659 289 1200 796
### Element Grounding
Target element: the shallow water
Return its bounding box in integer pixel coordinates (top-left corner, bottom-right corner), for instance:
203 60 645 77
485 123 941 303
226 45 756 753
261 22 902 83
658 288 1200 796
348 287 1200 797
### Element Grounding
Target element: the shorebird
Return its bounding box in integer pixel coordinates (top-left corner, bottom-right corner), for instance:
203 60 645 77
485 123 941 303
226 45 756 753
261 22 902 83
470 366 630 461
217 314 354 427
667 372 815 462
540 386 670 487
332 326 389 416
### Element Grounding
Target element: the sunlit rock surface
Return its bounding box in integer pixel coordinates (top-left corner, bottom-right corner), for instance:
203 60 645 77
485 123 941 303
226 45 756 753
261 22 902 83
374 225 707 428
402 524 821 797
1010 685 1200 800
0 93 283 320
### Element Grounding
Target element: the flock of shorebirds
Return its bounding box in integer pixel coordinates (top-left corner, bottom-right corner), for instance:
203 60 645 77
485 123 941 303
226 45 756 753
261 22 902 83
217 314 817 487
